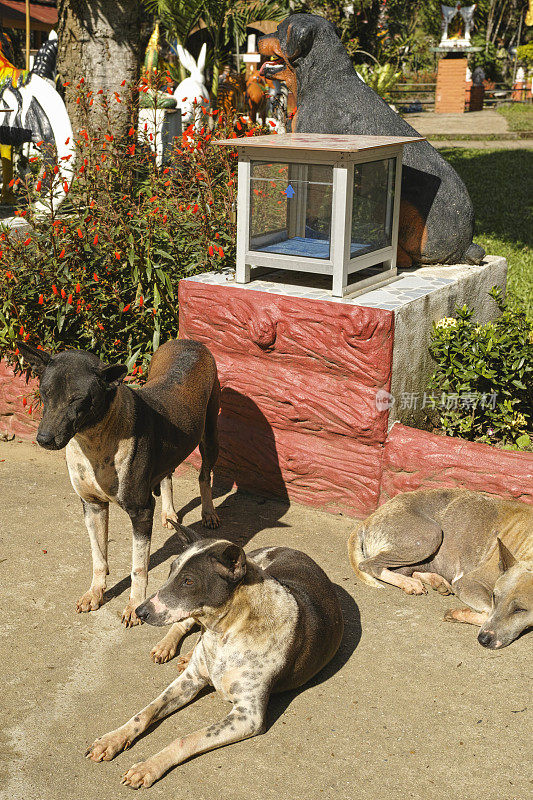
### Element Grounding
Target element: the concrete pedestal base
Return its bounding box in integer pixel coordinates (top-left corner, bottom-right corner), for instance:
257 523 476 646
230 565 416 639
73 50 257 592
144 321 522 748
179 256 508 517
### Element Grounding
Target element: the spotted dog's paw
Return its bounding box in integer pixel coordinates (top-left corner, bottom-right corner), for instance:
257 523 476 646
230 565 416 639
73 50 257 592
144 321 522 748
85 730 131 762
150 636 178 664
121 760 162 789
76 587 104 613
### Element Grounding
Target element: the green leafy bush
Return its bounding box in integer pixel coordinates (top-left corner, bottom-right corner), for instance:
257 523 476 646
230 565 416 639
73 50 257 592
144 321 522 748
0 77 255 378
427 288 533 449
357 63 402 101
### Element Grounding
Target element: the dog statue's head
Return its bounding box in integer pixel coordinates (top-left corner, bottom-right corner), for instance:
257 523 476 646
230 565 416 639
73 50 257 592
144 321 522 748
477 539 533 649
16 342 127 450
258 14 337 95
135 521 247 626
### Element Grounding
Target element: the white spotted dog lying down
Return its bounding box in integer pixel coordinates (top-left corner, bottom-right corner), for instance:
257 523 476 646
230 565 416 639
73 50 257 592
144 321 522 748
85 522 344 789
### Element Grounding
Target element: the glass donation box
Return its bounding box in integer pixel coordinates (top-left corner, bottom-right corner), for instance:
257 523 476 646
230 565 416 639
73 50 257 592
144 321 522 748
214 133 424 297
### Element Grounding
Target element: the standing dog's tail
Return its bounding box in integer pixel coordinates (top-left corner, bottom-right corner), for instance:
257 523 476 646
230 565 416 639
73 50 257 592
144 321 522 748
347 522 383 588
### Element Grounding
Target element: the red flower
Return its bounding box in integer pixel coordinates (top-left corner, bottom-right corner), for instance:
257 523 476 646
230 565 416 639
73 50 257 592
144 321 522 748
36 180 42 191
218 246 224 257
67 294 73 305
89 199 96 208
22 397 27 407
208 245 214 256
19 326 24 335
127 145 135 155
97 322 104 331
53 165 59 174
75 282 81 293
65 136 70 145
122 304 131 313
215 232 220 239
114 251 120 260
93 273 99 282
93 233 98 245
23 237 31 246
121 80 126 87
52 284 58 295
138 295 144 308
38 294 44 304
128 127 135 136
149 195 157 203
105 134 113 142
61 288 66 299
77 228 83 238
63 181 69 193
58 249 65 258
192 203 199 213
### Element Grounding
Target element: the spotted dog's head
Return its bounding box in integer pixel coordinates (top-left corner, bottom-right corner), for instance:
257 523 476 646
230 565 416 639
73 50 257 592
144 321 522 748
16 342 127 450
135 521 247 626
258 14 334 96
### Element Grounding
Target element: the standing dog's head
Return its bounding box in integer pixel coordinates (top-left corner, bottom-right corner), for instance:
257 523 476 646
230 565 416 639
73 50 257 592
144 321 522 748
258 14 337 95
16 342 127 450
477 539 533 649
135 521 247 626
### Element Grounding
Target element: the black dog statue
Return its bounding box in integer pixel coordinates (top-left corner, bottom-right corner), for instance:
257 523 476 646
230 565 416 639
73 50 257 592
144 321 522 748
259 14 485 268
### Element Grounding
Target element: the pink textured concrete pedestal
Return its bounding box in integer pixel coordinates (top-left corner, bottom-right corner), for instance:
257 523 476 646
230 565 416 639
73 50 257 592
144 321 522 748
179 266 532 516
179 278 392 516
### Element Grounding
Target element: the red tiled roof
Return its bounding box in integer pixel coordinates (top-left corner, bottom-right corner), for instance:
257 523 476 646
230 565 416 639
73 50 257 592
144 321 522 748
0 1 57 26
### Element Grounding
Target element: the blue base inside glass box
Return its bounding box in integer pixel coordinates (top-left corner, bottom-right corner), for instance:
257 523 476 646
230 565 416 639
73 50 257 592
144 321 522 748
255 236 373 260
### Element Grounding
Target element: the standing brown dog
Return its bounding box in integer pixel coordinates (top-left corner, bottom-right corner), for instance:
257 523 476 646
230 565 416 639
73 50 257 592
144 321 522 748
17 338 220 661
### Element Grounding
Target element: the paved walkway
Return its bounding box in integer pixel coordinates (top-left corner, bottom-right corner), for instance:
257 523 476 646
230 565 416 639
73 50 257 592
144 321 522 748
432 138 533 149
405 109 510 136
0 439 530 800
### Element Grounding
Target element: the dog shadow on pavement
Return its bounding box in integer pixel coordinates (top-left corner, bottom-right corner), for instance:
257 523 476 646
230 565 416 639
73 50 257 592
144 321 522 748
265 585 361 731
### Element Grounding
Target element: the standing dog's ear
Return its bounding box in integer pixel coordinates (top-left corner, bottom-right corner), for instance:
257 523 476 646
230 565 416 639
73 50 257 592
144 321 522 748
16 341 51 377
284 18 316 61
167 519 203 548
497 538 517 572
100 363 127 388
215 543 247 583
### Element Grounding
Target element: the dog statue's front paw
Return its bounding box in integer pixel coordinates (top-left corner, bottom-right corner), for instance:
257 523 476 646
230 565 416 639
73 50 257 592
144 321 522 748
76 587 104 613
161 510 179 529
175 650 192 673
121 760 162 789
85 729 131 762
122 601 143 627
202 510 220 529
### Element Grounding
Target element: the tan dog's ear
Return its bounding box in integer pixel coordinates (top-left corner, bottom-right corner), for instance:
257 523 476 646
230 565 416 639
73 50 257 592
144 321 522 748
497 538 517 572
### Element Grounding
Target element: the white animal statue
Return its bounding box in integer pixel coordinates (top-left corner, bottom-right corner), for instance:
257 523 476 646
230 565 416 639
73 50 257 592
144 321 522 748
0 30 74 212
459 4 476 42
173 43 209 127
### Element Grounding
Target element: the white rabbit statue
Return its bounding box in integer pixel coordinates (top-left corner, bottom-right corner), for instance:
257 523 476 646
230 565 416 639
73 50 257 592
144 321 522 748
174 43 209 127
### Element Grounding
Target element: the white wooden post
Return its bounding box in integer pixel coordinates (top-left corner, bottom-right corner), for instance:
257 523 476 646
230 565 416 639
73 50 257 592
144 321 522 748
236 157 251 283
331 161 350 297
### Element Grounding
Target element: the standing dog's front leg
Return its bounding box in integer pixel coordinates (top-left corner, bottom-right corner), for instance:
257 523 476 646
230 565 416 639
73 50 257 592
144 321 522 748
122 501 154 627
120 697 268 789
76 500 109 613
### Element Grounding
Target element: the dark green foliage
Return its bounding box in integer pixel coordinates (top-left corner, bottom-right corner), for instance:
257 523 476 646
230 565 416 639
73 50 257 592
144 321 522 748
428 287 533 449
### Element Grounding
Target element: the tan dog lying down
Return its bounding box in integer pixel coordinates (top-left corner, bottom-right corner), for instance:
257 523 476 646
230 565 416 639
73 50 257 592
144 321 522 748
348 489 533 649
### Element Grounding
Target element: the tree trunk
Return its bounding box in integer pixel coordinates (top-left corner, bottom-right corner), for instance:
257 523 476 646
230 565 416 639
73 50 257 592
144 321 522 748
57 0 141 134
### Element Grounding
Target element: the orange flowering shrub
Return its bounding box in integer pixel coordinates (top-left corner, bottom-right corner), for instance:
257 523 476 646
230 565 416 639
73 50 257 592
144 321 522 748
0 78 261 378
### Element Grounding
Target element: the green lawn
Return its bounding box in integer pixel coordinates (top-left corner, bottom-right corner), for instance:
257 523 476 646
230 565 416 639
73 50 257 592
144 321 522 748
440 147 533 317
496 102 533 132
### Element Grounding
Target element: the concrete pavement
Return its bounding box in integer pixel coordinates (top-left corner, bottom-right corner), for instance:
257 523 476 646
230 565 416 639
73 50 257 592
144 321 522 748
0 440 531 800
